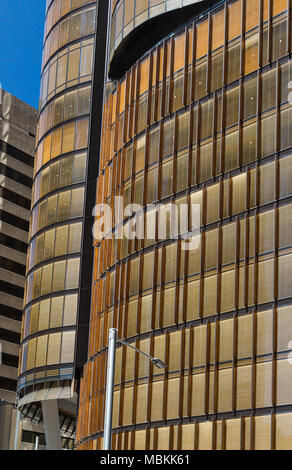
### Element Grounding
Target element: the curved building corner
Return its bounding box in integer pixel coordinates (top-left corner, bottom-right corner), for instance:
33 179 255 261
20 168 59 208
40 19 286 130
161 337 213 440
17 0 109 447
76 0 292 451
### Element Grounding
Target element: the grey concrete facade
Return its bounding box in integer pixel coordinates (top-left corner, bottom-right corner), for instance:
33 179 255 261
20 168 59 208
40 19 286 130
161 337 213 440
0 89 37 449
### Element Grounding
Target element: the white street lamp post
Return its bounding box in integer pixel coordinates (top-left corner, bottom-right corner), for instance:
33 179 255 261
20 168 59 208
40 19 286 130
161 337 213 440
103 328 167 450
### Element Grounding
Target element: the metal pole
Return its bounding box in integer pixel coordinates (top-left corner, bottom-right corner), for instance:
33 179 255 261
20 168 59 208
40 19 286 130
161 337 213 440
35 435 39 451
13 409 21 450
103 328 117 450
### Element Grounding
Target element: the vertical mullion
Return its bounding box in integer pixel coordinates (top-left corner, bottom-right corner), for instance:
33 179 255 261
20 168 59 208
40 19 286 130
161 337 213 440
212 93 217 178
161 42 167 119
174 239 181 325
220 89 226 174
113 264 120 329
169 37 175 115
238 78 243 168
188 105 194 188
258 0 263 68
267 0 272 63
212 419 217 450
154 46 160 123
153 427 158 450
222 2 228 86
157 121 163 201
159 245 166 329
179 328 185 419
240 416 245 450
251 310 257 412
123 72 131 144
207 13 212 95
182 198 190 324
243 207 250 310
213 319 220 415
132 338 140 425
250 414 255 450
232 313 238 412
169 425 174 451
221 418 226 450
177 423 182 450
163 331 170 421
136 254 144 335
151 246 158 331
134 63 140 136
199 215 206 319
194 422 199 450
191 22 196 103
145 428 150 450
195 102 201 185
256 71 262 161
205 321 211 415
183 27 189 106
216 223 222 315
94 354 101 433
173 114 178 195
118 262 125 335
114 83 120 155
240 0 245 78
187 326 194 417
287 0 291 54
147 52 153 127
123 260 130 339
130 430 135 451
254 211 259 309
234 218 241 310
128 67 136 140
275 64 281 153
272 306 278 409
119 344 126 427
271 411 276 450
147 334 154 424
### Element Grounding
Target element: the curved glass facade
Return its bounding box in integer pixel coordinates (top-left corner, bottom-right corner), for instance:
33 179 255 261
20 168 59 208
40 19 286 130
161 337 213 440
17 0 99 412
110 0 205 59
76 0 292 450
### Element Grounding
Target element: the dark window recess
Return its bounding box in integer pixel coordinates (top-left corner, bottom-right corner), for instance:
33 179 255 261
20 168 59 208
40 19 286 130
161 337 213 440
0 304 22 321
21 431 46 446
0 233 28 254
0 280 24 299
62 438 74 450
0 187 31 210
0 210 29 232
0 162 32 189
0 257 26 276
0 377 17 392
0 140 34 168
0 328 21 344
2 353 19 368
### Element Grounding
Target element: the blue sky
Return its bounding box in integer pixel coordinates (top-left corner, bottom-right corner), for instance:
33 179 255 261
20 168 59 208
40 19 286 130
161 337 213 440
0 0 45 109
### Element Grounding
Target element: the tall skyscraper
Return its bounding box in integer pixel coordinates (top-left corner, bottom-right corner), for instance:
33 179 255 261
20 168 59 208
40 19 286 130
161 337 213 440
76 0 292 450
16 0 109 449
18 0 292 450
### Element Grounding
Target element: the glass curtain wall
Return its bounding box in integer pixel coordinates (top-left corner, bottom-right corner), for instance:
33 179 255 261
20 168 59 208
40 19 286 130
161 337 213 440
76 0 292 450
17 0 97 402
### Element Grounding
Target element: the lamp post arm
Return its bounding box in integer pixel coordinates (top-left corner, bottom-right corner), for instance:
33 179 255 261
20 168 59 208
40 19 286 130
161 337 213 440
117 338 167 369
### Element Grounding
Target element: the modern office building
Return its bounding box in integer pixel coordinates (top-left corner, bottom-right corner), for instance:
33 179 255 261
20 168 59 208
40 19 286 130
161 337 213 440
0 88 40 449
16 0 109 449
74 0 292 450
